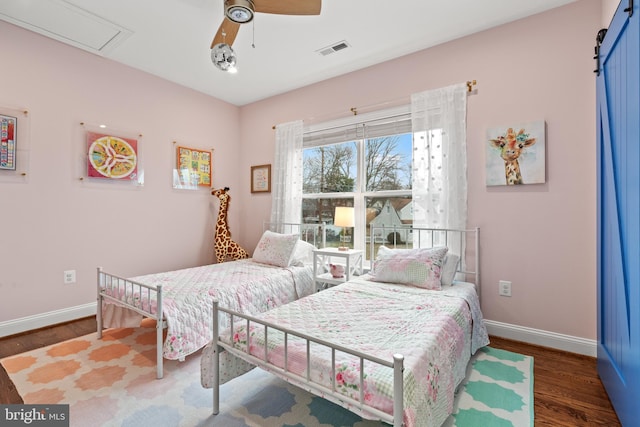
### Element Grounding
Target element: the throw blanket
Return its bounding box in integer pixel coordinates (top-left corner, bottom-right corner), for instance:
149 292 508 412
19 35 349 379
103 260 314 360
203 278 489 427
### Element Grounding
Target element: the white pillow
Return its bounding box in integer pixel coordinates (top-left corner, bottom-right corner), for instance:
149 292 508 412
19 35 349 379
370 246 448 290
252 231 299 268
289 240 316 266
440 253 460 286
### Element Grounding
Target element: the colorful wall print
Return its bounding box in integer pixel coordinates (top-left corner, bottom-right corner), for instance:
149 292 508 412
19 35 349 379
0 114 17 171
176 146 211 187
87 132 138 180
486 120 546 186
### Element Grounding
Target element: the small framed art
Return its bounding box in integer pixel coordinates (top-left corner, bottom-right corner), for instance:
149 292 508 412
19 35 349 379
0 107 31 183
251 164 271 193
87 131 139 181
486 120 546 186
78 122 144 188
0 114 17 171
176 146 212 188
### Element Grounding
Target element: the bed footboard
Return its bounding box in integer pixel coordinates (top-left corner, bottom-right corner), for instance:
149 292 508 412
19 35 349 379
96 267 165 379
211 300 405 426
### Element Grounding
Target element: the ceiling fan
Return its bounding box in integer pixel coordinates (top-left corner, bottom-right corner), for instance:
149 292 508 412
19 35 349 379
211 0 322 49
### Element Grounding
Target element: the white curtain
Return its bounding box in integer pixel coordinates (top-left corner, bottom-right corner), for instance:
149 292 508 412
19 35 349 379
270 120 303 227
411 83 467 231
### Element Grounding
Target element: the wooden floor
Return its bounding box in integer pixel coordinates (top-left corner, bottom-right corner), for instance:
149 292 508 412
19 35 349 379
0 317 621 426
489 336 620 426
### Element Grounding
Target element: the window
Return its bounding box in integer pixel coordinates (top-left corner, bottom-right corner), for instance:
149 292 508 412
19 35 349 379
302 107 414 262
275 85 466 268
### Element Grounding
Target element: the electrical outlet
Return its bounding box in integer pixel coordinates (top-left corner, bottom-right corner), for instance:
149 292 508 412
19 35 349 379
64 270 76 284
499 280 512 297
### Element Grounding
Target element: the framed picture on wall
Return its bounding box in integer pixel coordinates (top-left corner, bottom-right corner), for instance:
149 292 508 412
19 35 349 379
87 131 139 181
486 120 546 186
176 146 212 188
251 164 271 193
0 114 17 171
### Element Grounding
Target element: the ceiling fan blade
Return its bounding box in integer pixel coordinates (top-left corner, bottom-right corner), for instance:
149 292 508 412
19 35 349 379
254 0 321 15
211 18 241 48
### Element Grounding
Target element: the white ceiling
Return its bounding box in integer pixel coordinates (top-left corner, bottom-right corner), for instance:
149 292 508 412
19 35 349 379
1 0 576 106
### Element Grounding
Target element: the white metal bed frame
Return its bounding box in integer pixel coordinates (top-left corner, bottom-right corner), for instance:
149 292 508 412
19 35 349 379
212 302 406 426
96 222 326 379
209 226 480 426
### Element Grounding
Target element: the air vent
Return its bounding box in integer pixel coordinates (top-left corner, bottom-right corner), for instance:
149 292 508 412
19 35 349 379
316 40 351 56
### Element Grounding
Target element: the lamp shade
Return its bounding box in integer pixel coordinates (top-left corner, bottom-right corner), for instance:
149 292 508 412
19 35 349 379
334 207 354 228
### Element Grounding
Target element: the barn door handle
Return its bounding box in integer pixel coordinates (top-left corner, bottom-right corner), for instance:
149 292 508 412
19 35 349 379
625 0 634 17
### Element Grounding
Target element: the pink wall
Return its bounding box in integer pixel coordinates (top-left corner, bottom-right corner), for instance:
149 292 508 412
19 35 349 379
1 0 603 342
0 21 241 322
238 0 601 339
602 0 619 27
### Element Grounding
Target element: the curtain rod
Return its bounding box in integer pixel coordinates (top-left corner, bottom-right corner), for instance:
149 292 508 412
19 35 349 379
272 80 477 130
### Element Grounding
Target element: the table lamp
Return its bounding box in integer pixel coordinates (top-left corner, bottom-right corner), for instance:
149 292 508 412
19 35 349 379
334 206 354 251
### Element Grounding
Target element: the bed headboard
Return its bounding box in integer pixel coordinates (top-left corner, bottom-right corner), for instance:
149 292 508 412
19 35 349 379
263 222 327 248
369 225 480 295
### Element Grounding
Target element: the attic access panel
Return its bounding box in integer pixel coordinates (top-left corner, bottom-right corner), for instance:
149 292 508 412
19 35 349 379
0 0 132 54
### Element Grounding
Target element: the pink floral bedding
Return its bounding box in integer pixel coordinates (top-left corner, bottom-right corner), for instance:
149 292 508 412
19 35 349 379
102 259 315 360
206 276 489 427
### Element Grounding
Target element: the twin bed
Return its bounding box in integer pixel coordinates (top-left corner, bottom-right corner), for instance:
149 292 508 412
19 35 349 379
201 226 488 427
96 222 325 379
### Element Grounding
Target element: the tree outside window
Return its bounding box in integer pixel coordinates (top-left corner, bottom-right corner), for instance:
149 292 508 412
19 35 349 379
302 133 412 259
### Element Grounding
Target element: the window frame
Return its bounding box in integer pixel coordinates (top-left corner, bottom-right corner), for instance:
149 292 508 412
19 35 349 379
302 105 413 260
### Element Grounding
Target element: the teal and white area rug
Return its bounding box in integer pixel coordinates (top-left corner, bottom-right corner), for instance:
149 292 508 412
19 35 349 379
5 327 533 427
443 346 534 427
210 345 533 427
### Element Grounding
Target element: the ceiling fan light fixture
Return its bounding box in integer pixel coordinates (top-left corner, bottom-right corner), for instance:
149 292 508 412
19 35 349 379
211 43 237 72
225 0 254 23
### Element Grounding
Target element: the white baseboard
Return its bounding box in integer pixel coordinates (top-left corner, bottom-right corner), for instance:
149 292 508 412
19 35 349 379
485 319 597 357
0 303 96 338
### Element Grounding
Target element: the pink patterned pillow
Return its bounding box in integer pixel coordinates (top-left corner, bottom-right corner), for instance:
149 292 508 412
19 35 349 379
371 246 448 290
252 231 299 268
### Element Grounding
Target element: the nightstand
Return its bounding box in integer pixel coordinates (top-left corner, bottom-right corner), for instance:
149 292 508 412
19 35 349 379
313 248 363 291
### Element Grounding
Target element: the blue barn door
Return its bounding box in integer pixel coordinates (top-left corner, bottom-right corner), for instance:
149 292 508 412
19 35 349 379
597 1 640 426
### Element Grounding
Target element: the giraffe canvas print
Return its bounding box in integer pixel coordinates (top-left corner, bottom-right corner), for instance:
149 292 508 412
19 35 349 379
486 120 546 186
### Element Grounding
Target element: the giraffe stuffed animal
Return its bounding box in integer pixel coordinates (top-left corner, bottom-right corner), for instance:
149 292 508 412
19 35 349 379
489 128 537 185
211 187 249 263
